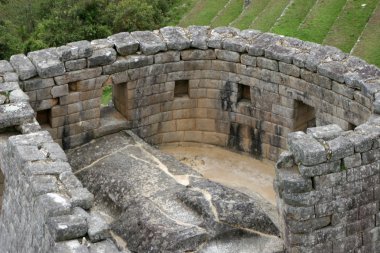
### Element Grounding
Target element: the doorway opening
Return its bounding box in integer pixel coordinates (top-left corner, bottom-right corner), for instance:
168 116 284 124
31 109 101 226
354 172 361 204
294 100 316 132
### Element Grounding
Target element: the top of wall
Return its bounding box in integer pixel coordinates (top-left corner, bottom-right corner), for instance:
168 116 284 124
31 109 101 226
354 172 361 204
1 26 379 131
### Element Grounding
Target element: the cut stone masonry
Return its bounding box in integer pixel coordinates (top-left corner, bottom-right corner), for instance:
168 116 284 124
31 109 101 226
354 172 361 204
0 25 379 252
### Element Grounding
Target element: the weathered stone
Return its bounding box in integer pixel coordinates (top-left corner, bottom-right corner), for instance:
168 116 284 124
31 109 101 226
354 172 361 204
3 72 19 82
306 124 344 141
10 54 37 80
207 27 239 49
51 84 69 98
215 49 240 62
188 26 209 49
68 187 94 210
155 51 180 64
88 48 117 68
65 59 87 72
131 31 167 55
277 167 313 193
89 240 123 253
22 77 55 91
48 214 88 241
9 89 29 103
25 161 71 176
54 67 102 85
181 49 216 60
326 136 354 161
0 60 14 74
108 32 139 55
59 171 83 189
28 48 66 78
223 37 247 52
91 38 114 50
288 131 327 166
57 40 93 61
0 102 34 128
53 240 89 253
30 175 59 196
160 26 191 50
88 212 110 242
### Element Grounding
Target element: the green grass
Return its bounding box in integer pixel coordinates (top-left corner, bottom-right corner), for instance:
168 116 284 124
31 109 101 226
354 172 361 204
296 0 347 43
211 0 244 27
251 0 291 32
178 0 380 67
270 0 317 37
166 0 199 26
101 86 113 106
178 0 230 26
323 0 378 53
231 0 271 29
352 1 380 66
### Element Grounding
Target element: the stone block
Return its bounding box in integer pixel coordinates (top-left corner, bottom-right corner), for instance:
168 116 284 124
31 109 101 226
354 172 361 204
361 149 380 165
89 240 121 253
282 188 332 207
160 26 190 50
25 161 71 175
51 84 69 98
318 61 346 83
240 54 256 67
30 175 58 196
108 32 139 55
332 81 354 99
277 167 313 193
0 102 35 128
207 27 239 49
9 54 37 80
59 171 83 189
279 62 300 77
131 30 167 55
54 67 102 85
347 163 380 182
313 170 346 189
42 142 68 161
22 77 55 91
343 153 362 169
88 48 117 68
287 216 331 234
326 136 354 161
188 25 209 49
59 92 80 106
48 214 88 241
3 72 19 82
57 40 93 61
215 49 240 62
53 240 89 253
257 57 279 71
181 49 216 61
65 59 87 72
36 193 72 218
9 89 29 103
68 187 94 210
28 48 66 78
0 60 14 74
223 37 247 52
306 124 343 141
288 131 327 166
155 51 180 63
88 212 111 242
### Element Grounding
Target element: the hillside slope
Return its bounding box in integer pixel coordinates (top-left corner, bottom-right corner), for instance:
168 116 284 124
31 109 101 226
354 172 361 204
178 0 380 67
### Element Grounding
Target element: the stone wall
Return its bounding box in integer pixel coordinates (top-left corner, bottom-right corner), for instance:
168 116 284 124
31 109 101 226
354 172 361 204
275 121 380 252
3 26 374 161
0 26 379 252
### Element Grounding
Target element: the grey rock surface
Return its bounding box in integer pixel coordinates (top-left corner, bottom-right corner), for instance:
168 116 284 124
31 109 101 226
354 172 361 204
131 31 167 55
67 131 282 253
9 54 37 80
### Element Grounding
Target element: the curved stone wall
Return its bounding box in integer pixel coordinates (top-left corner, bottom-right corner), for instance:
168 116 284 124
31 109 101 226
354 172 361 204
4 26 376 161
0 26 379 252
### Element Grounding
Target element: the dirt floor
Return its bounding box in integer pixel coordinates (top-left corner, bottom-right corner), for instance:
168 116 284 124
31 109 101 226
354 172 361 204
159 143 277 205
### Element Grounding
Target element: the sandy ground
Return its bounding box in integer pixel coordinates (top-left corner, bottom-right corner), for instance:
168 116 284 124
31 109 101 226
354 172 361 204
159 144 277 205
